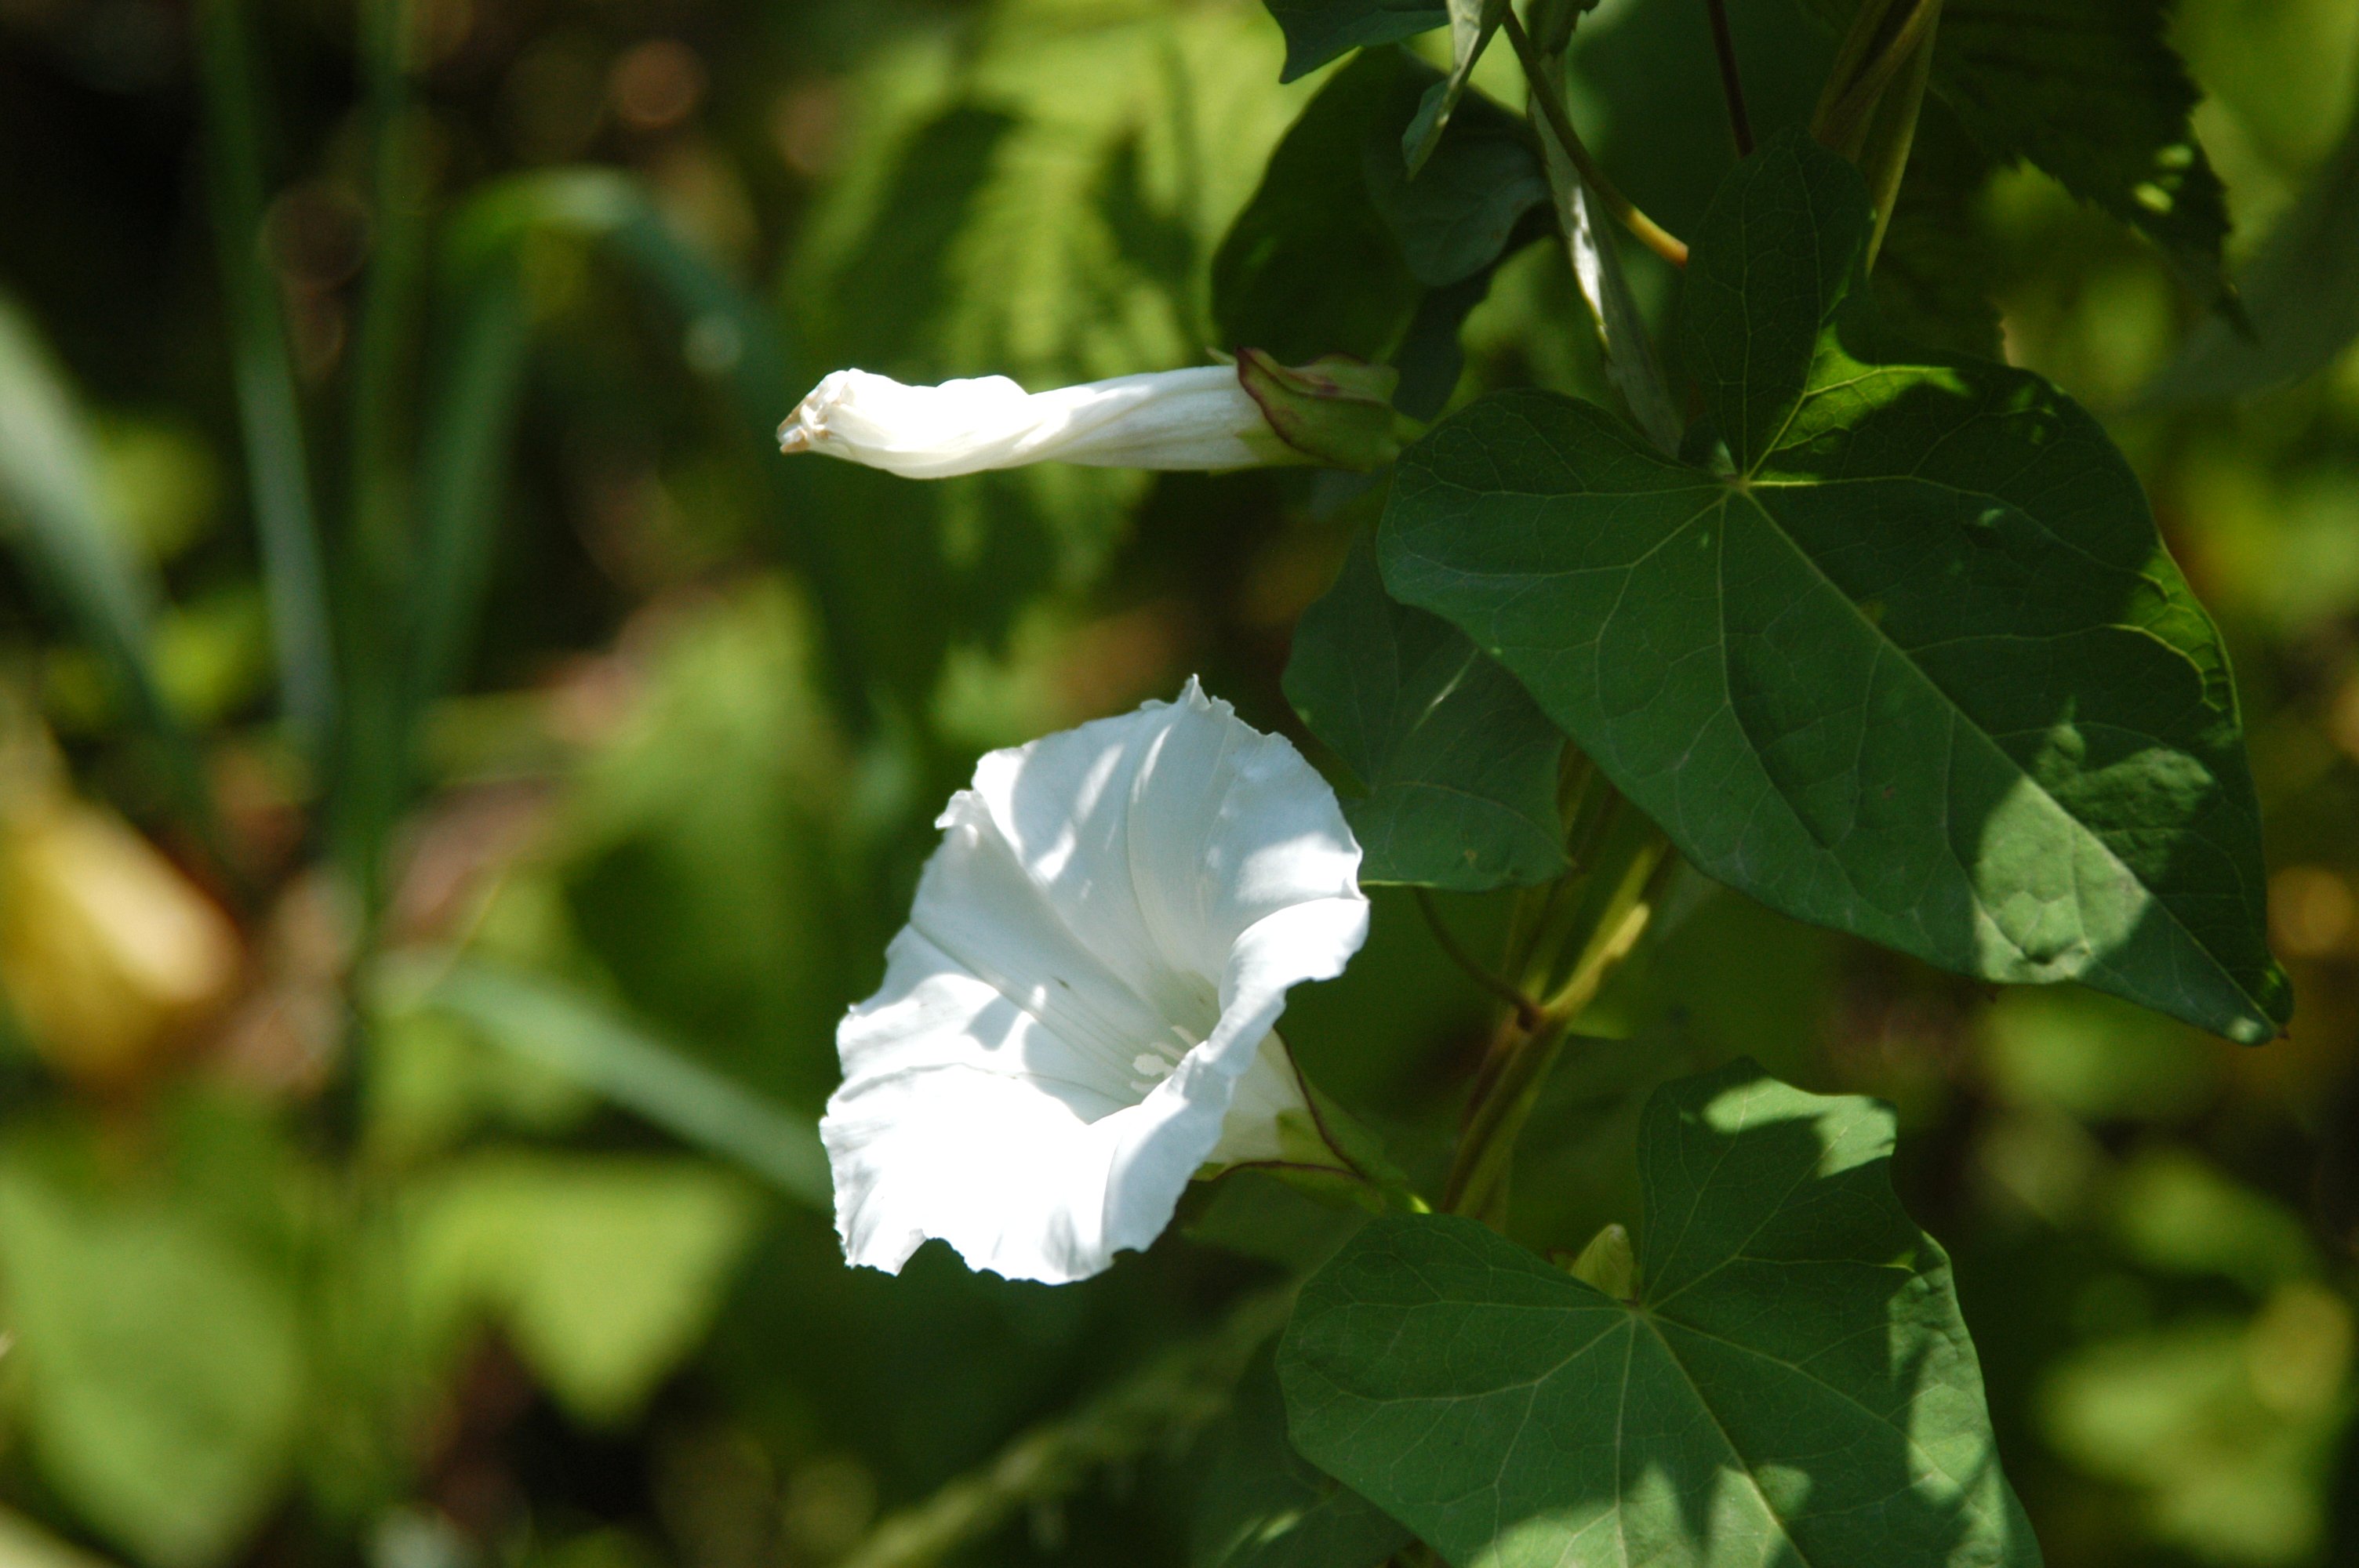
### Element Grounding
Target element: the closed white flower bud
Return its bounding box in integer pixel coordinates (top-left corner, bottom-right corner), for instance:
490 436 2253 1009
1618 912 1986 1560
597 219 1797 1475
776 365 1296 478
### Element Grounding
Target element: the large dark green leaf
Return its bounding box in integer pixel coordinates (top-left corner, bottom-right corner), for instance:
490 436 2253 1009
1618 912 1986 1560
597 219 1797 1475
1261 0 1447 82
1798 0 2233 304
1366 87 1549 289
1381 133 2286 1041
1213 49 1547 415
1215 52 1429 366
1286 542 1566 890
1279 1060 2040 1568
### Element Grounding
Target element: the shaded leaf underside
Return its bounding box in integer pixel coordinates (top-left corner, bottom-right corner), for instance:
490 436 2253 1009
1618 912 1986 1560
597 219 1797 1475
1286 541 1567 891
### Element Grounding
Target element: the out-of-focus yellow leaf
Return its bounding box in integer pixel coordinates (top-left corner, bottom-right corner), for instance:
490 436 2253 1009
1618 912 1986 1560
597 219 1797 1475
0 764 240 1088
0 1505 120 1568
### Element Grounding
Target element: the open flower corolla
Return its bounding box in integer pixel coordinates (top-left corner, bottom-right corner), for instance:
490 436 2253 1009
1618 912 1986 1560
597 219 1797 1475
821 680 1369 1284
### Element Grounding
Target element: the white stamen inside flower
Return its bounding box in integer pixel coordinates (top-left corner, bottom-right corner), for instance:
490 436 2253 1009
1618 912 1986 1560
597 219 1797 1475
820 679 1369 1284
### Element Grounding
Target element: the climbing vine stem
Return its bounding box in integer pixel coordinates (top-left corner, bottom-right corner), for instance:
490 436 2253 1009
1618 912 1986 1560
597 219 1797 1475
1503 5 1689 268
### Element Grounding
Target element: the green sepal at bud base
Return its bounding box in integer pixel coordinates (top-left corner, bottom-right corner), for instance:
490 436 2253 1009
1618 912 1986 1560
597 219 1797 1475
1234 349 1419 471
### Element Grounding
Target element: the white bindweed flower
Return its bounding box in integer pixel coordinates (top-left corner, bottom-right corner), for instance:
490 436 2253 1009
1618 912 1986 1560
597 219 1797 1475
821 680 1370 1284
777 365 1292 477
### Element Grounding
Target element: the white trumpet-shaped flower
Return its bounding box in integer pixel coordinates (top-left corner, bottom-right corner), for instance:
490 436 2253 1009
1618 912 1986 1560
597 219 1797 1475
821 680 1370 1284
776 365 1292 477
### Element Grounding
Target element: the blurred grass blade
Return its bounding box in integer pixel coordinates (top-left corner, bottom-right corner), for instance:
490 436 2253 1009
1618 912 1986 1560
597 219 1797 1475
437 171 869 720
409 270 528 712
329 0 434 919
442 169 793 493
347 0 429 560
193 0 337 762
0 297 217 833
403 955 831 1207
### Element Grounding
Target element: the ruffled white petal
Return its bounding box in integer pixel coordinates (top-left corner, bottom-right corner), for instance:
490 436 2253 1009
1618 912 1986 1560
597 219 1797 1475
821 680 1368 1283
776 366 1289 477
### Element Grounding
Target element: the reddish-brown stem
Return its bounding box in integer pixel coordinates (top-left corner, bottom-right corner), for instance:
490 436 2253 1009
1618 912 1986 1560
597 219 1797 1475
1701 0 1754 155
1503 7 1689 269
1417 887 1546 1033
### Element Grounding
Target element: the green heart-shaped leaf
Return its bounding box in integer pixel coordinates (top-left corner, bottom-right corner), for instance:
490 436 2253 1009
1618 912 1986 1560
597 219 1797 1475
1287 540 1568 891
1213 47 1547 419
1260 0 1448 83
1279 1061 2041 1568
1380 132 2288 1042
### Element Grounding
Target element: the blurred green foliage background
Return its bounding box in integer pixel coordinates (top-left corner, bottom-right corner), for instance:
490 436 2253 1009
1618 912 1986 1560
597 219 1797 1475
1 0 2357 1565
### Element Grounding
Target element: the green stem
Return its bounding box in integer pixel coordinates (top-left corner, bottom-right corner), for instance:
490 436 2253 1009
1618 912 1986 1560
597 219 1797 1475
1811 0 1939 158
1521 48 1685 452
1418 887 1544 1031
401 955 833 1206
1502 7 1688 269
1701 0 1754 155
1498 757 1606 991
192 0 337 766
1858 1 1939 267
1810 0 1899 145
1539 833 1665 1018
1442 824 1670 1224
1555 745 1596 823
336 0 434 927
1513 786 1625 995
1441 1012 1570 1219
348 0 427 547
407 267 529 712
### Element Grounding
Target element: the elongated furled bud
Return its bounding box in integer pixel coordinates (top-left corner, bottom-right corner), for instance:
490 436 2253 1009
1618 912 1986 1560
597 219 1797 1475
778 358 1414 479
777 365 1296 477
